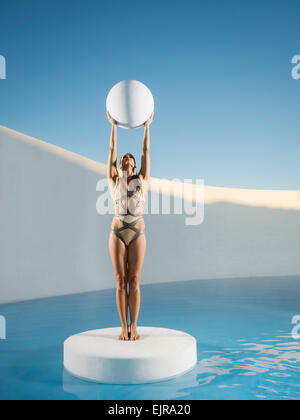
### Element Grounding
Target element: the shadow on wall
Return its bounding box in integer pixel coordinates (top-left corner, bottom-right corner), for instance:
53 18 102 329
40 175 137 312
0 126 300 304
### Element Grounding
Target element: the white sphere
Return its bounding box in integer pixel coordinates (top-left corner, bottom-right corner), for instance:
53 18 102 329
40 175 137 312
106 80 154 129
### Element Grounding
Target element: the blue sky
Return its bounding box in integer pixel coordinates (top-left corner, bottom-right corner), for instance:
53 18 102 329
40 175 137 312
0 0 299 189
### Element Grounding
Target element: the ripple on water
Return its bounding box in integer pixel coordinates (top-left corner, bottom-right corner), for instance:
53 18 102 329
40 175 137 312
195 332 300 399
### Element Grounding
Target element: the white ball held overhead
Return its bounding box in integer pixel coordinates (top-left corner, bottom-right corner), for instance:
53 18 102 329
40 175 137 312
106 80 154 129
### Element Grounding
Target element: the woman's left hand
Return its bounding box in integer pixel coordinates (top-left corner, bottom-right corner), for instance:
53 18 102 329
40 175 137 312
144 112 154 127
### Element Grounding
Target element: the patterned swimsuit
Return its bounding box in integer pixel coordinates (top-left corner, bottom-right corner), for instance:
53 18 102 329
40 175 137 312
111 175 146 247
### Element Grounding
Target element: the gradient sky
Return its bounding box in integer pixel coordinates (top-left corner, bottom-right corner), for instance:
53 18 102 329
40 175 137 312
0 0 299 189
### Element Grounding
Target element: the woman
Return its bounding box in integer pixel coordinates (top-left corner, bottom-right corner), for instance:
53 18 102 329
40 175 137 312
106 110 154 341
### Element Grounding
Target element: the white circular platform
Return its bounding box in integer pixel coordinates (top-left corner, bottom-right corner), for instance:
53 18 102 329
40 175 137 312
63 327 197 384
106 80 154 129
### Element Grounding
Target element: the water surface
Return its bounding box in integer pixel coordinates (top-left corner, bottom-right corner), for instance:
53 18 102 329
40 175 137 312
0 276 300 400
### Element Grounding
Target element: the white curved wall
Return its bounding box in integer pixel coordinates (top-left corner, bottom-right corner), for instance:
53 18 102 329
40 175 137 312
0 126 300 304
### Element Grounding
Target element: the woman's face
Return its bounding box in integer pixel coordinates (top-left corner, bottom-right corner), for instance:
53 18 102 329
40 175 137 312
120 153 135 170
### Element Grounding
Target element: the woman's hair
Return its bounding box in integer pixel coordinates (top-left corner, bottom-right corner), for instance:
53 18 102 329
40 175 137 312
119 153 136 170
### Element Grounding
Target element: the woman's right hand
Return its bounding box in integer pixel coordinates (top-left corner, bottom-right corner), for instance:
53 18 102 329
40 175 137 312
107 110 117 126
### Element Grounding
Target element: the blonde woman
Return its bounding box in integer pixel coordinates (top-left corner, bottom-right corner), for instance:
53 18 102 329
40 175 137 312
107 110 154 341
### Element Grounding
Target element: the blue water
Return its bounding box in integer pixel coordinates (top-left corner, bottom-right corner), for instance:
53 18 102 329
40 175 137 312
0 276 300 400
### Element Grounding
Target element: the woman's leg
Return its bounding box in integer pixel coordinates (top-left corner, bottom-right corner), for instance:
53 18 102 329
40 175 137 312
127 234 146 340
109 232 129 340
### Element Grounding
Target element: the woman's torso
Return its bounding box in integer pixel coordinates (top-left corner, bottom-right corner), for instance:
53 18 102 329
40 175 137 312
110 174 147 230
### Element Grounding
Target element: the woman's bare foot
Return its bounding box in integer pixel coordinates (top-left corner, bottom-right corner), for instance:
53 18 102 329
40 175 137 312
130 325 140 340
119 324 129 341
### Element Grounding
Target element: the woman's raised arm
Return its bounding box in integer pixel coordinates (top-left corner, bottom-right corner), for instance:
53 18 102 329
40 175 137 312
107 111 118 181
139 112 154 181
